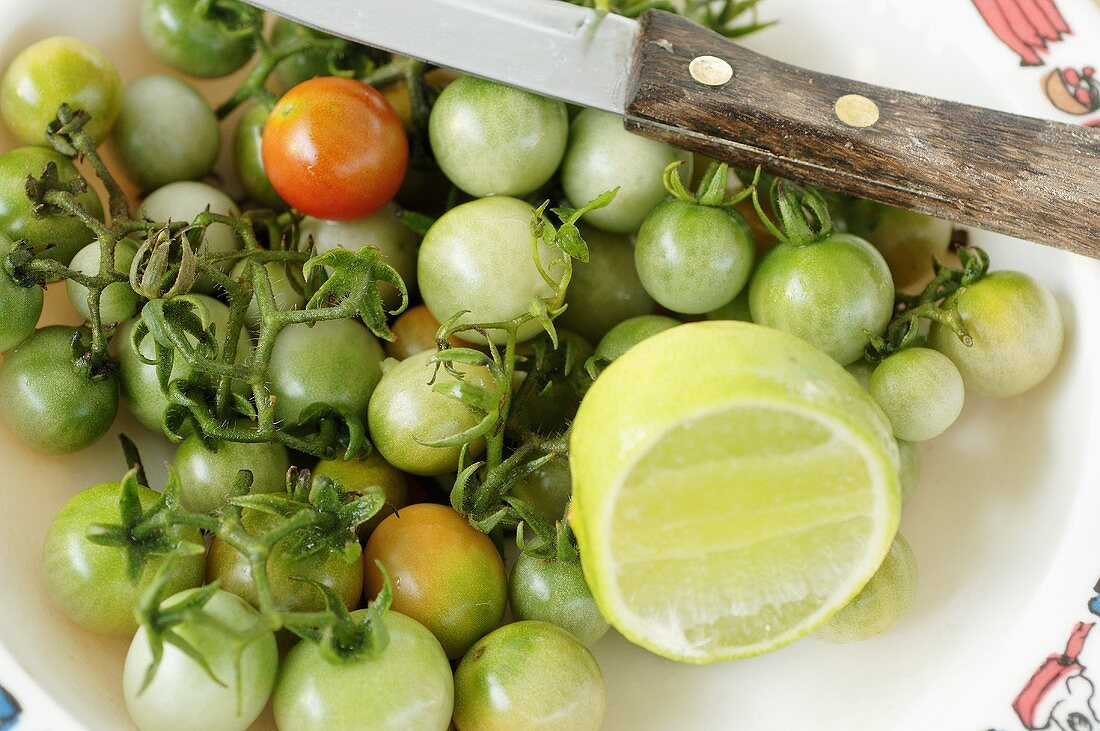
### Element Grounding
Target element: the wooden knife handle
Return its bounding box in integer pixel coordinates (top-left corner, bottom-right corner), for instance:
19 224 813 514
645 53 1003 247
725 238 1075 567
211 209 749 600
624 10 1100 259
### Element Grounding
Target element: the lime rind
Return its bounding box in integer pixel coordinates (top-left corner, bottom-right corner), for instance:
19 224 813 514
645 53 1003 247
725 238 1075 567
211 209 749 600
569 321 901 664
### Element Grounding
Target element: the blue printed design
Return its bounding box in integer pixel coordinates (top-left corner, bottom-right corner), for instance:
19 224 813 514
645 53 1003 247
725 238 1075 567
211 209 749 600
0 685 20 730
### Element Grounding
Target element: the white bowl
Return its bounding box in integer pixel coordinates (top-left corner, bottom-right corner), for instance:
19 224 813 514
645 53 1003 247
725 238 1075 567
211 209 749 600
1 1 1099 730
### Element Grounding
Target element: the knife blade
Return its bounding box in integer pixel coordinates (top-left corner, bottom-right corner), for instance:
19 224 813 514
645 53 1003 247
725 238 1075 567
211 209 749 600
243 0 1100 258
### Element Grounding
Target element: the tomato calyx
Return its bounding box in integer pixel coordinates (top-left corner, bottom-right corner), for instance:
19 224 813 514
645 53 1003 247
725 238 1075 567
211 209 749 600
751 175 834 247
231 467 384 566
864 245 990 361
513 501 581 565
664 159 759 210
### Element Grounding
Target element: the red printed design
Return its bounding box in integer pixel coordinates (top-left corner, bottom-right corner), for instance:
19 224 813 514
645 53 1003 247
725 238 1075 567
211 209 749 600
971 0 1071 66
971 0 1100 125
1014 623 1099 730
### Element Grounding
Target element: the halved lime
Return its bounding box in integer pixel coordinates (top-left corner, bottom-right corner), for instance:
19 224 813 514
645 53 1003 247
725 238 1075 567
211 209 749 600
570 321 899 663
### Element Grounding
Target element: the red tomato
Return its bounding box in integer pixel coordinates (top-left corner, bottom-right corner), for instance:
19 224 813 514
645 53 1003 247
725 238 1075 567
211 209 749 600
261 77 408 220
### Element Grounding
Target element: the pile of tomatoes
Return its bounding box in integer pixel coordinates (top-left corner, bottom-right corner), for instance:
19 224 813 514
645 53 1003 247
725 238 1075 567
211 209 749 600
0 1 1066 730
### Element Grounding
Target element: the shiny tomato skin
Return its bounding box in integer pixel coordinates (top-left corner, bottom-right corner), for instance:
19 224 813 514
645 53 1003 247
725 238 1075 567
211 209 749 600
364 503 507 659
261 77 408 221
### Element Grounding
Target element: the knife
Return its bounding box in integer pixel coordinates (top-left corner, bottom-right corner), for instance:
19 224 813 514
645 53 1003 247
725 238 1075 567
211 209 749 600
244 0 1099 258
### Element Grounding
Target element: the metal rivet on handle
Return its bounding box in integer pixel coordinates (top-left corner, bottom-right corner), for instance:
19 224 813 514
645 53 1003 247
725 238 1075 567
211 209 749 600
835 94 880 128
689 55 733 86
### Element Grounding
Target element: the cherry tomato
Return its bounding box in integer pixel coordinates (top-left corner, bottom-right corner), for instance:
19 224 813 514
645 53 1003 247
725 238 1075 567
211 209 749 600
314 449 410 536
384 304 461 361
869 347 964 442
270 18 372 89
846 203 952 290
0 146 105 265
635 199 755 314
300 203 419 312
453 620 607 731
172 434 291 514
749 233 894 366
110 74 220 191
65 238 140 324
511 454 572 525
0 326 117 454
0 236 43 352
206 509 362 612
140 181 241 292
233 102 286 209
367 349 493 476
123 589 277 731
43 481 206 637
560 108 691 234
557 226 655 343
0 36 121 146
509 553 609 646
429 76 568 197
590 314 679 369
262 77 408 221
816 533 918 643
228 259 304 329
897 439 920 506
928 270 1063 398
268 318 385 427
273 610 453 731
418 196 562 344
140 0 257 79
117 294 251 434
364 503 507 659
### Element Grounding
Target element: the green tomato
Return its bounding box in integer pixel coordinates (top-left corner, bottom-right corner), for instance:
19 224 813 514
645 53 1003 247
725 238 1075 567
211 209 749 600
749 233 894 365
0 146 105 265
124 589 277 731
300 203 418 312
635 200 755 314
139 0 257 79
419 196 561 345
816 533 918 643
0 326 117 454
0 36 121 146
172 434 290 514
705 287 752 322
367 350 492 476
845 358 876 391
314 450 409 536
117 294 251 434
0 234 43 351
928 270 1063 398
590 314 679 368
140 181 241 293
453 620 606 731
271 18 354 88
233 102 285 209
43 481 205 637
560 108 692 233
897 439 920 506
65 238 140 324
110 75 220 191
365 503 508 659
228 259 304 330
429 76 568 197
509 554 608 646
557 226 655 342
207 509 362 611
274 610 453 731
269 318 384 427
847 203 952 290
869 347 964 442
511 454 572 525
